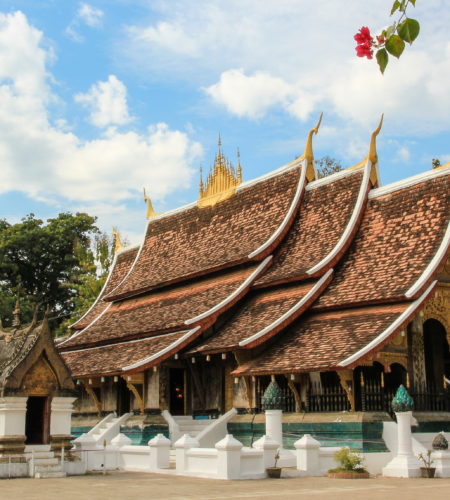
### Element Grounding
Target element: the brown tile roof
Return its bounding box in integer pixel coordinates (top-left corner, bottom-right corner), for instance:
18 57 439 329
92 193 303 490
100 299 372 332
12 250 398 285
315 174 450 309
255 169 365 286
188 271 333 356
62 331 186 377
70 246 139 330
105 167 300 301
232 303 409 376
60 265 259 350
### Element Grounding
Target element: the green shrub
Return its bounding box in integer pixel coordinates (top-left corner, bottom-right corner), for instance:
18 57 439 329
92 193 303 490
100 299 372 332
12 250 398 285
329 447 367 473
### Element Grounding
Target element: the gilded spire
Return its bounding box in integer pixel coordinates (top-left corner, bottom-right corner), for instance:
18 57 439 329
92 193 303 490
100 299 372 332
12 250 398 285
348 114 383 185
112 227 124 253
298 113 323 182
198 137 242 208
143 188 158 219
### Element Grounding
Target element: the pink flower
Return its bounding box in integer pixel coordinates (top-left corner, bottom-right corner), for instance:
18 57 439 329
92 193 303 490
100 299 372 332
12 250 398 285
356 44 373 59
354 26 373 45
354 26 374 60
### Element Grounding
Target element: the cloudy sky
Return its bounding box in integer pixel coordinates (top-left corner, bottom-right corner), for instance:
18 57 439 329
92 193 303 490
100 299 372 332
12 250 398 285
1 1 449 243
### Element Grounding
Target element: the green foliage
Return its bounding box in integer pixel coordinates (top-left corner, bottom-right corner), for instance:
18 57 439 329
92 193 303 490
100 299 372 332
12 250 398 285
366 1 420 73
376 49 389 74
385 35 405 58
0 212 114 333
316 156 343 178
417 450 434 469
398 18 420 44
331 447 366 472
432 158 441 168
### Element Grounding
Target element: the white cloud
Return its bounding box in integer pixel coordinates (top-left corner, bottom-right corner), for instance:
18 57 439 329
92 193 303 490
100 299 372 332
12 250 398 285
124 0 450 135
65 2 104 42
75 75 133 128
78 3 104 28
0 11 202 230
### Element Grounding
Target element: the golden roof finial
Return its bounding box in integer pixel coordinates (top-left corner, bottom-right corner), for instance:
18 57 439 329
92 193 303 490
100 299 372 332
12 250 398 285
112 227 124 253
143 187 158 219
348 114 383 185
368 113 383 165
198 138 242 208
299 112 323 182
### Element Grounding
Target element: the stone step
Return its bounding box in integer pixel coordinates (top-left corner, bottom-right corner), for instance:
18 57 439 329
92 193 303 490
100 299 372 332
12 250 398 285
34 464 63 473
25 452 55 459
35 471 66 479
25 445 51 452
33 458 59 466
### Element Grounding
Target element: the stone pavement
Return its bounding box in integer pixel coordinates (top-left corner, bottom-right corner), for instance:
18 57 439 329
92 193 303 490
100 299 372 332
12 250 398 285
1 472 450 500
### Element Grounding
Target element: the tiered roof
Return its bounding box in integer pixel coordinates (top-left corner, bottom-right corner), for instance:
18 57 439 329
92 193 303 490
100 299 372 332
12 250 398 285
59 121 450 379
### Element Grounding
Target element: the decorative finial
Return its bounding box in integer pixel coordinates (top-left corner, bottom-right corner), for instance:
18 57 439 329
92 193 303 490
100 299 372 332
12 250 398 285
112 227 123 253
368 113 383 165
299 112 323 182
198 137 242 208
347 114 383 185
143 188 158 219
12 297 21 328
391 384 414 412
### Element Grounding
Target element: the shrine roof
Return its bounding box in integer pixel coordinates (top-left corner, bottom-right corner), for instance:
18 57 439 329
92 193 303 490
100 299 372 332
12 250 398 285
232 300 420 376
314 169 450 310
255 167 367 286
70 245 139 330
105 164 302 301
60 263 263 350
188 271 332 356
61 331 187 377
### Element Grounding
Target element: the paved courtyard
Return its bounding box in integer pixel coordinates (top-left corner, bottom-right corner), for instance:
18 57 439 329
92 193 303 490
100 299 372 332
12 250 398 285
1 472 450 500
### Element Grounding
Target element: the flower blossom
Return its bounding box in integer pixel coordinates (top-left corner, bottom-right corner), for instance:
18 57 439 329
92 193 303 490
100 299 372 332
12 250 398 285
354 26 374 60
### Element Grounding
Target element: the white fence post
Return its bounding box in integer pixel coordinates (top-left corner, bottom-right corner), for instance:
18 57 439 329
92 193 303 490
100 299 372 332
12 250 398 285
294 434 321 476
174 434 199 473
252 435 279 469
148 433 171 470
215 434 243 480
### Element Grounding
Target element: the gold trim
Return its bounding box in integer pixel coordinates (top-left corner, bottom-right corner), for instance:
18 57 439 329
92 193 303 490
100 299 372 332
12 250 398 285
298 113 322 182
198 137 242 208
84 385 102 415
143 188 159 219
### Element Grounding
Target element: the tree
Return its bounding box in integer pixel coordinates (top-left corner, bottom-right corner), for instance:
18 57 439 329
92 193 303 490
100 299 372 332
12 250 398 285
354 1 420 73
316 156 343 178
0 212 102 328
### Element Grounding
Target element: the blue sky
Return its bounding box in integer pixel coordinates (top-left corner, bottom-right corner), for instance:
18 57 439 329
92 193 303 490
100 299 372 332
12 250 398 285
1 1 449 243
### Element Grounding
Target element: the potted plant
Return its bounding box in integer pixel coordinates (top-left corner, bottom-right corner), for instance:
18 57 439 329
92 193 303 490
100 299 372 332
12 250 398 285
266 450 281 478
328 447 369 479
418 450 435 478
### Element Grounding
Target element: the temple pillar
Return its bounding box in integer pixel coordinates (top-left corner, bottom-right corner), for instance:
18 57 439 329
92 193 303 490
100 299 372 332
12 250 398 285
0 397 27 455
50 397 76 454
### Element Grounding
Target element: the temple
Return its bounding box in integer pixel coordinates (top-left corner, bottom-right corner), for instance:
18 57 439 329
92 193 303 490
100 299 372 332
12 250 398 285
58 118 450 447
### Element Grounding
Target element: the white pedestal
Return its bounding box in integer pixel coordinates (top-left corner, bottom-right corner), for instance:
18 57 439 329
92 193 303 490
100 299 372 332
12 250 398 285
215 434 243 480
294 434 321 475
265 410 283 448
383 411 421 478
0 397 27 436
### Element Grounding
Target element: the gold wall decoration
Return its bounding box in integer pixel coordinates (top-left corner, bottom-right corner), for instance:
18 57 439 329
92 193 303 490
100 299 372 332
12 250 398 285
338 370 355 411
198 137 242 208
421 283 450 340
22 356 58 396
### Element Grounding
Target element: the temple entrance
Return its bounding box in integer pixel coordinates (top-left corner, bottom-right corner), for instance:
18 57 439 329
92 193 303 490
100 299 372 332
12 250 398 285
117 377 131 416
423 319 450 387
25 396 49 444
169 368 185 415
